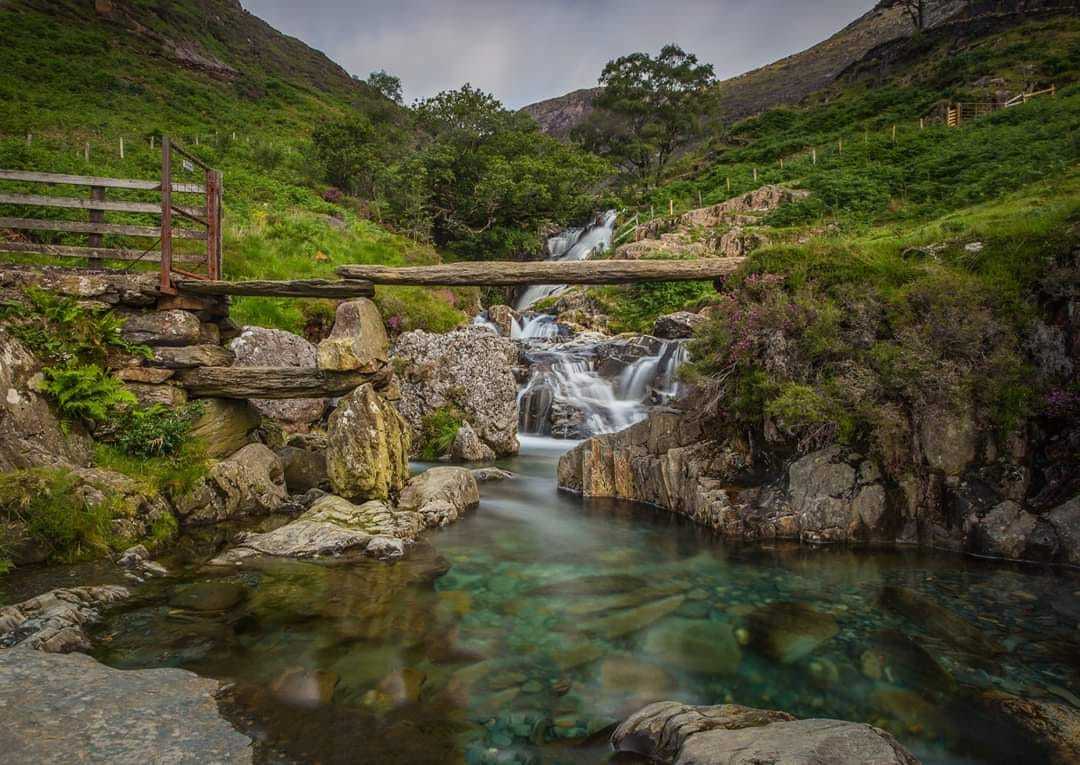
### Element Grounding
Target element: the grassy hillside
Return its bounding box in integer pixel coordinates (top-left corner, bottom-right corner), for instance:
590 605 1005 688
0 0 471 334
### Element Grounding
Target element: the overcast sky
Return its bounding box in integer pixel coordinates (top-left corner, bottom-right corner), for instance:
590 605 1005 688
243 1 877 109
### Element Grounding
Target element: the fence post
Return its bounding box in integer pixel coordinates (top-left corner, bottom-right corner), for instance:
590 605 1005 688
160 136 174 293
84 142 90 162
150 135 155 150
838 140 843 154
726 177 731 192
119 137 124 159
669 199 674 216
697 190 702 207
812 148 817 165
753 167 758 182
779 157 784 170
88 186 105 267
25 133 31 147
919 117 925 130
891 124 897 143
206 168 222 280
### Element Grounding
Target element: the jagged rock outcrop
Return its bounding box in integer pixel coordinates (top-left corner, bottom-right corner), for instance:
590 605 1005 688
0 330 92 472
450 422 496 462
229 326 327 429
611 701 919 765
174 443 287 525
558 406 1080 564
392 327 520 456
326 383 410 501
653 311 706 340
0 586 130 653
122 309 202 347
0 649 253 763
316 298 389 372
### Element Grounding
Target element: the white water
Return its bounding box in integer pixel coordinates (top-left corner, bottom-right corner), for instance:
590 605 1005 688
514 210 618 311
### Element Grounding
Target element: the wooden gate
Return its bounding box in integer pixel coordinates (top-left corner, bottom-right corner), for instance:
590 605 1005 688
0 137 222 293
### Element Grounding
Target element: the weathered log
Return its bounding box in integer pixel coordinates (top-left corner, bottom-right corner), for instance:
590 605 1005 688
336 258 746 286
174 278 375 298
177 365 390 399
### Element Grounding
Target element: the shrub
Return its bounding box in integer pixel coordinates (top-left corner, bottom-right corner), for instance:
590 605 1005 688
417 407 465 461
113 403 204 459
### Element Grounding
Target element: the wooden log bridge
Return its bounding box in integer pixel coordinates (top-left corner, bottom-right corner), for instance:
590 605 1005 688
174 278 374 298
336 258 745 286
176 365 390 399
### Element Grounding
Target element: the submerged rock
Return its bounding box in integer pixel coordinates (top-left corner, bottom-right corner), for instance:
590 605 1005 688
745 601 838 664
392 327 519 456
0 586 129 653
642 618 742 675
325 383 410 502
0 649 252 763
580 595 685 640
978 690 1080 764
170 582 248 612
611 700 919 765
879 586 1002 655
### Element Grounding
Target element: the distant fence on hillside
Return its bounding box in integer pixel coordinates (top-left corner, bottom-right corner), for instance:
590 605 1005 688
0 137 221 293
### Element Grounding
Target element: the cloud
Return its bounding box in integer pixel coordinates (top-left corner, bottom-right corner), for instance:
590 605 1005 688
242 0 877 108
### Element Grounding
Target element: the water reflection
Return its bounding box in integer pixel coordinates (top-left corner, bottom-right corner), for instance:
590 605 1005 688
78 439 1080 765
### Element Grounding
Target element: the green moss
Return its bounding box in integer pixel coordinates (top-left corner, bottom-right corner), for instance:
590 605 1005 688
93 443 209 500
0 468 122 563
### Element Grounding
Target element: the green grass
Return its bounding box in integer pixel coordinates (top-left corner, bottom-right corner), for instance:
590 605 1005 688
417 407 465 461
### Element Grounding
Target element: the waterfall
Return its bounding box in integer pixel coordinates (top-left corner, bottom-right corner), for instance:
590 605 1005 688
515 210 618 311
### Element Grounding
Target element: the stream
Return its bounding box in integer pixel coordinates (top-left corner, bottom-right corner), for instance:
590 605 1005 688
3 438 1078 764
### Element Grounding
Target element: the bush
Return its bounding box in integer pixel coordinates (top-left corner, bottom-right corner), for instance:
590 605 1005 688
417 407 465 461
113 403 204 459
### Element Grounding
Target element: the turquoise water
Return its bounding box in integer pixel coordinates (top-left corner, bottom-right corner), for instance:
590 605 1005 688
75 437 1080 764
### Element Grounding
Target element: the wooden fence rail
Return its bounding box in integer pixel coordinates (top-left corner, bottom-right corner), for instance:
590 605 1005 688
0 137 222 293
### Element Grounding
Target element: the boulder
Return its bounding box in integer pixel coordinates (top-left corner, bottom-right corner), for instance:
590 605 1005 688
150 344 235 369
277 445 329 493
0 331 92 471
326 384 410 502
653 311 705 340
316 298 389 372
978 690 1080 764
450 423 496 462
918 405 977 476
1046 495 1080 566
392 327 519 456
71 466 174 543
188 398 259 458
0 649 252 763
121 309 201 346
174 443 287 525
486 304 521 336
0 586 130 653
971 501 1039 560
746 602 838 664
229 326 327 429
209 493 422 564
397 466 480 527
611 701 919 765
123 381 188 408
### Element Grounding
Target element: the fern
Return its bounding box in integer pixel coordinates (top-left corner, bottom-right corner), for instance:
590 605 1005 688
41 363 136 424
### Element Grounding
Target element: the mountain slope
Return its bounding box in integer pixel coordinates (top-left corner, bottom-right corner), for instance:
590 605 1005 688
521 0 972 135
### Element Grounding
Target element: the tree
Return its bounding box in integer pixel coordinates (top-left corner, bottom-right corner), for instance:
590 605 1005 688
897 0 927 30
366 69 403 104
575 44 715 186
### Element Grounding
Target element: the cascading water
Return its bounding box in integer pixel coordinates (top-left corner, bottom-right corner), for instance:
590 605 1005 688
475 210 689 439
515 210 618 311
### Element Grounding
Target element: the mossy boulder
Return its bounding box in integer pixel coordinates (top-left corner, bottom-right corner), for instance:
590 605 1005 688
316 299 388 373
326 384 410 501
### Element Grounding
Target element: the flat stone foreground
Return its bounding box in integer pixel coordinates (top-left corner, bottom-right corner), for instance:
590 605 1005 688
0 648 252 764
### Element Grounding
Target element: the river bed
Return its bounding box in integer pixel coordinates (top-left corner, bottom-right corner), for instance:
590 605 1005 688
4 437 1079 764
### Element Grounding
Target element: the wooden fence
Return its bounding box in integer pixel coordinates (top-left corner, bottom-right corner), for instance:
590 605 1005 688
947 84 1056 127
0 137 221 293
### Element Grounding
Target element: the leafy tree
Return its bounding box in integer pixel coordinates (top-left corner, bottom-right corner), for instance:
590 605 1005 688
366 69 403 104
311 114 397 197
575 44 715 186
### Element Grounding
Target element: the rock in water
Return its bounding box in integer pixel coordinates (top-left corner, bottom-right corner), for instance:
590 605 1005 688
397 466 480 527
209 494 421 564
451 423 496 462
0 586 129 653
229 326 327 429
174 443 287 525
326 383 410 501
392 327 519 456
317 299 389 372
642 618 742 675
978 690 1080 763
612 701 919 765
879 586 1002 655
0 649 252 763
746 602 838 664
